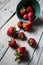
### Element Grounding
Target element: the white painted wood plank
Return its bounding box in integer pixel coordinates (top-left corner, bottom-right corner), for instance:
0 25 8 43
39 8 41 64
29 33 43 65
0 0 11 10
36 35 43 65
0 0 20 28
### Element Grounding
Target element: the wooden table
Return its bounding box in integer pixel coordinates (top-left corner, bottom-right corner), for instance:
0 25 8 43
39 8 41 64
0 0 43 65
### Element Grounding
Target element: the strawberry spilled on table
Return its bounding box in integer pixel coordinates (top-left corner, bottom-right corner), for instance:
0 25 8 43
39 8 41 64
28 38 37 48
14 47 26 61
17 21 23 28
7 26 15 36
8 39 18 49
7 26 17 37
17 21 32 31
18 32 26 40
23 21 32 31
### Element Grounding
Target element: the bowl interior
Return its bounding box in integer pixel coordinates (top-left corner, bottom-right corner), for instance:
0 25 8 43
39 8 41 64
16 0 40 22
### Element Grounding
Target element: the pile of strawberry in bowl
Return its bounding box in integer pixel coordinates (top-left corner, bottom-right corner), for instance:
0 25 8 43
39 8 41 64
16 0 40 22
19 5 35 22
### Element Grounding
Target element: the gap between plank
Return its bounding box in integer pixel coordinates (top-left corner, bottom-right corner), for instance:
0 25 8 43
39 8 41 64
0 46 9 61
28 32 43 65
0 12 16 29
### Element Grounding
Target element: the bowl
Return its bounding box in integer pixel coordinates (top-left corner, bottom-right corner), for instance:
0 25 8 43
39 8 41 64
16 0 40 22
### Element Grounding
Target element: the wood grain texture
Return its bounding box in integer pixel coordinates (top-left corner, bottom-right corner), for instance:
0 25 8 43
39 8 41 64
29 35 43 65
0 0 11 10
0 0 20 28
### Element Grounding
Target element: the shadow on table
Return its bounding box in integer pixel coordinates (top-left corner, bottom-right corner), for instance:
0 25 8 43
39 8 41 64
18 51 30 64
28 18 43 32
33 18 43 26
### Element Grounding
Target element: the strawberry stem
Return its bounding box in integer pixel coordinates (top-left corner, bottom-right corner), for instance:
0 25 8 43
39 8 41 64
8 39 12 43
14 51 23 61
15 56 20 61
14 26 16 31
28 41 32 45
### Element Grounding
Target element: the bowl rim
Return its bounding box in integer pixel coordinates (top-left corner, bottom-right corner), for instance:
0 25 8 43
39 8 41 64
16 0 40 22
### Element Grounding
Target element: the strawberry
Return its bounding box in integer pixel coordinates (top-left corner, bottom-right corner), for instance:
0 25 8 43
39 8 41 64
8 39 18 49
18 32 26 40
27 6 33 13
23 21 32 31
14 47 26 61
7 26 18 38
28 38 37 48
28 12 35 21
23 14 28 20
7 26 16 37
17 21 23 28
20 7 26 15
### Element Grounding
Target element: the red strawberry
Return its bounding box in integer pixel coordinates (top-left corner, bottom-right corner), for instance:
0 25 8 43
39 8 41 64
17 21 23 28
18 32 26 40
23 14 28 20
28 38 37 48
7 26 16 37
14 47 26 61
20 7 26 15
28 12 35 21
8 39 18 49
27 6 33 13
23 21 32 31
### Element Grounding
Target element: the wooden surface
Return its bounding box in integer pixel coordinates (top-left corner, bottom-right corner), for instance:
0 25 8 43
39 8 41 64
0 0 20 28
0 0 43 65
